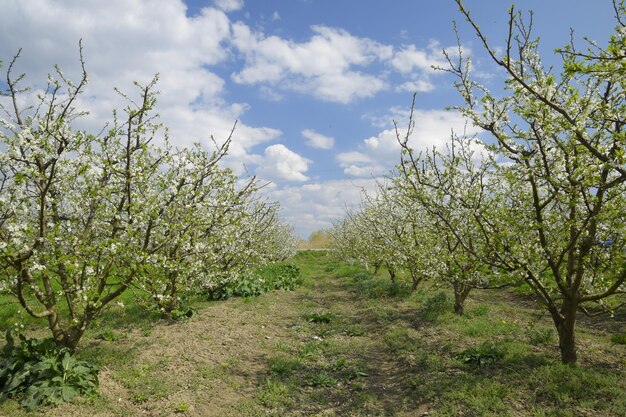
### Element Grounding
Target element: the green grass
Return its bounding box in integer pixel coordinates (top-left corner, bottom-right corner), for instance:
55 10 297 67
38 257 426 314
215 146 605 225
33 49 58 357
268 355 302 376
113 363 170 403
611 333 626 345
0 251 624 416
257 378 295 408
383 327 421 353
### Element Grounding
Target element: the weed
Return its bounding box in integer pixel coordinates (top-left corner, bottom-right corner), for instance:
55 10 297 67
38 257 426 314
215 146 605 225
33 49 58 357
303 312 334 324
330 357 349 371
324 262 339 272
96 328 125 342
442 377 511 415
268 355 301 376
298 341 322 359
611 333 626 345
471 304 490 317
114 363 168 403
304 372 337 388
455 342 506 368
352 274 412 299
344 326 367 337
351 271 374 281
383 327 420 353
169 305 197 321
531 363 626 413
209 263 302 299
345 366 368 380
0 331 99 410
526 327 555 346
174 401 190 413
421 291 452 319
257 379 294 408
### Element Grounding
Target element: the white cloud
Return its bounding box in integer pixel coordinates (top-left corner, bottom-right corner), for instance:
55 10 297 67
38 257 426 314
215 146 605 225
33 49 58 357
390 43 447 74
0 0 281 178
256 144 311 182
389 41 465 94
231 23 392 103
338 109 482 177
229 24 462 102
336 152 373 164
0 0 481 241
302 129 334 150
213 0 244 12
396 79 435 93
262 178 377 238
272 11 281 21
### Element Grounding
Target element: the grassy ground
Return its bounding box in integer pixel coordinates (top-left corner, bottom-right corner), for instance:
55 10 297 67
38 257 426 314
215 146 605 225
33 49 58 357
1 250 625 416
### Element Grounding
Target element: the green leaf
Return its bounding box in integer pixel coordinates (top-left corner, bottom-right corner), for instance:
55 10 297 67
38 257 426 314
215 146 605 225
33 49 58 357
61 385 78 402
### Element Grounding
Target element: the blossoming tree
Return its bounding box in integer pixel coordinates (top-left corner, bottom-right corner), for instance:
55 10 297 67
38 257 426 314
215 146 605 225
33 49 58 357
0 48 296 349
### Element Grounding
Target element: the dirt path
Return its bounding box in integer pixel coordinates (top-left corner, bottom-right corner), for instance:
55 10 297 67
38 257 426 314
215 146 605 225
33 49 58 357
41 250 423 417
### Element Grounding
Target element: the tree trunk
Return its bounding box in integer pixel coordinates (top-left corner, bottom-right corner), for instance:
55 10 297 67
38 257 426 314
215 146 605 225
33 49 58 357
52 323 86 351
51 303 100 351
409 268 422 293
388 266 396 284
453 282 471 316
550 299 578 365
163 271 179 315
411 277 421 293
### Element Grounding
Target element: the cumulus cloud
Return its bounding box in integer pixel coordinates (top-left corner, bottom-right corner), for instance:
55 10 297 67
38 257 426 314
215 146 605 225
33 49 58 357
396 79 435 93
389 41 462 94
213 0 244 12
231 23 392 103
0 0 280 176
262 179 377 238
390 42 448 74
302 129 334 150
256 144 311 182
229 24 461 102
336 152 386 177
0 0 479 240
338 109 482 177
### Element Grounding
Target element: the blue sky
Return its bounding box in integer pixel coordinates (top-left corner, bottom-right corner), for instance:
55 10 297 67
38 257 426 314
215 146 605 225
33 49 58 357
0 0 617 237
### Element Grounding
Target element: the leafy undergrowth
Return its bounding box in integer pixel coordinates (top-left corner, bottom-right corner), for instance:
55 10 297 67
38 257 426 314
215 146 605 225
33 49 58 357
0 332 98 410
209 263 303 299
0 251 625 416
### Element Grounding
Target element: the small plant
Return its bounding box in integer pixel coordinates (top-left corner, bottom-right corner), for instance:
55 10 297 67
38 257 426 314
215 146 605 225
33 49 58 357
330 357 349 371
209 263 302 299
421 291 452 318
97 329 124 342
351 272 374 282
257 379 294 407
610 333 626 345
383 328 420 353
324 262 339 272
298 341 322 359
345 366 368 380
0 331 99 409
471 304 490 317
303 312 334 324
344 326 367 337
174 401 190 413
170 306 197 321
456 342 506 368
268 355 301 376
305 372 337 388
527 327 555 346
